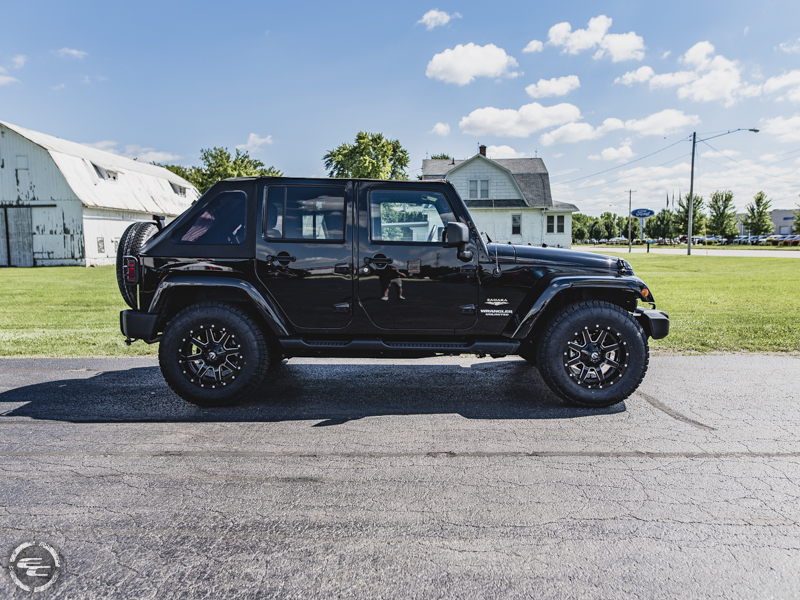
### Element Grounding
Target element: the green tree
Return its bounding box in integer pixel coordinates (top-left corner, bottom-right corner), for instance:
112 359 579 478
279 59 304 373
590 221 608 242
573 225 588 242
616 215 641 240
572 213 596 232
741 191 773 236
706 190 738 239
324 131 409 180
645 209 675 241
599 212 618 238
429 153 452 160
157 147 282 194
674 193 706 238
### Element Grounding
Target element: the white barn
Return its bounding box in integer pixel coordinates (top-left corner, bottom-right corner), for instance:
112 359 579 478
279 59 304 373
422 147 577 248
0 120 198 267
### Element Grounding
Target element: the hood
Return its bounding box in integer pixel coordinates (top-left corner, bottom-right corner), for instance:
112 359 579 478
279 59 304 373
488 244 621 270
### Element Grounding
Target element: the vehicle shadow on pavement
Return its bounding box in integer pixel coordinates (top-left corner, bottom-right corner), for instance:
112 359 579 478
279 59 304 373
0 360 625 423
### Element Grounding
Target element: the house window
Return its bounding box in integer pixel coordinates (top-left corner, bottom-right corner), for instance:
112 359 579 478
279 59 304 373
557 215 565 233
547 215 554 233
468 180 489 199
511 214 521 235
170 182 187 197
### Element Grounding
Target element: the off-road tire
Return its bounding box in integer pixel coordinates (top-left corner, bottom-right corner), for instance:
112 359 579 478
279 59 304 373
116 222 159 309
535 300 648 408
159 303 270 407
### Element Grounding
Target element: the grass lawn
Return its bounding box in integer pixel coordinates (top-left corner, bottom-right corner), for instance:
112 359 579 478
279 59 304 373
0 259 798 357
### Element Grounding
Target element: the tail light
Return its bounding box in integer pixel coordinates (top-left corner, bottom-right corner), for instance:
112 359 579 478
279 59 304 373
124 256 139 285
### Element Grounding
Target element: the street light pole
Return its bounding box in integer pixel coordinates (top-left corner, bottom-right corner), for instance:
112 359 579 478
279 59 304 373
627 189 636 253
686 128 759 256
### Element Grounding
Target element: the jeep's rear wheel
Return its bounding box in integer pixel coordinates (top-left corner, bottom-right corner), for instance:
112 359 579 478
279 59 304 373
536 301 648 408
116 221 158 309
159 303 270 407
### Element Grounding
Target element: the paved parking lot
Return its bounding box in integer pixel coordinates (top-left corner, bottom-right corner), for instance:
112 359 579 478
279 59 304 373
1 355 799 599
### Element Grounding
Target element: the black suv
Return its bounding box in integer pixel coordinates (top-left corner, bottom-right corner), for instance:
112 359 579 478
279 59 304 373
117 177 668 408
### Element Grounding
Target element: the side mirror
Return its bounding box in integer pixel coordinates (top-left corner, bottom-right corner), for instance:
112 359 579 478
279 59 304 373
444 222 469 247
445 222 473 262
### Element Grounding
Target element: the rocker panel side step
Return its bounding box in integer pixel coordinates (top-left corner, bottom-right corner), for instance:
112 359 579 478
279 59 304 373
279 338 520 358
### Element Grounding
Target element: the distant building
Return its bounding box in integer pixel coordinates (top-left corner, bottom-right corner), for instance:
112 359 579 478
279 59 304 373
736 209 797 235
422 145 577 248
0 120 198 267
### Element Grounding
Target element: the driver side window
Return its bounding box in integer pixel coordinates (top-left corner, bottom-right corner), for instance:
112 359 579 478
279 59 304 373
369 190 455 243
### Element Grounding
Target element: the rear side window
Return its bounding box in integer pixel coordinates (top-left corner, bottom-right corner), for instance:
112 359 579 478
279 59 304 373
265 186 345 241
173 191 247 244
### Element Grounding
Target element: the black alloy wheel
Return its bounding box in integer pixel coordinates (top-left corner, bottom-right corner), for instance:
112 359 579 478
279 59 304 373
535 300 648 407
159 303 270 407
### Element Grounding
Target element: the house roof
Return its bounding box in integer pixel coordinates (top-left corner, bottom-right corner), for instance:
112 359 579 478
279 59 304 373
1 120 198 216
422 155 577 211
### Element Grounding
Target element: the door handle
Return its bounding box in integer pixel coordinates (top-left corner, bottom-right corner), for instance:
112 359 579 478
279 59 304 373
334 263 351 275
266 253 296 266
364 255 393 269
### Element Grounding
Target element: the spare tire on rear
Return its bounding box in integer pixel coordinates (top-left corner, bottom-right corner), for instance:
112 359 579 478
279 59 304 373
116 222 159 309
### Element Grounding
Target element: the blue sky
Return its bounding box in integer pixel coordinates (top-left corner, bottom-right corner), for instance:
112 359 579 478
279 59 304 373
2 0 800 216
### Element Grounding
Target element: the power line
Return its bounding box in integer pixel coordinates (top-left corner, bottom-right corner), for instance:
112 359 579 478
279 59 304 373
555 137 691 184
563 152 691 192
700 140 800 184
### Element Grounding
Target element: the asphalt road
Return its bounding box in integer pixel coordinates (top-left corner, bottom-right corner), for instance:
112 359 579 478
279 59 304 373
1 355 799 599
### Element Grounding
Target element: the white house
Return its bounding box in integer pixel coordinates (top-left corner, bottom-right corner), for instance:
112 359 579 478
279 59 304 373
0 120 198 267
422 146 577 248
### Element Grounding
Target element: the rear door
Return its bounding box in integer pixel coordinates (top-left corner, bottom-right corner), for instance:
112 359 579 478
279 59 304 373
356 182 479 331
255 182 354 330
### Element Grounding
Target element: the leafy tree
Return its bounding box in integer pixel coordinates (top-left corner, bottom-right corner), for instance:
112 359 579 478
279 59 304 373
616 215 641 240
573 225 587 242
589 221 608 241
741 191 773 236
157 147 282 194
674 193 706 238
324 131 409 180
793 202 800 234
645 209 675 241
429 153 452 160
706 190 738 239
599 212 618 238
572 213 597 232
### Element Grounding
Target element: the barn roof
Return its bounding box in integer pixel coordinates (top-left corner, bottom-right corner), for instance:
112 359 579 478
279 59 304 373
1 120 198 215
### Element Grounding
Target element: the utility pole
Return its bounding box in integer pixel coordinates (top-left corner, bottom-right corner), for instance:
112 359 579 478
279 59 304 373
627 189 636 253
687 132 696 256
686 128 759 256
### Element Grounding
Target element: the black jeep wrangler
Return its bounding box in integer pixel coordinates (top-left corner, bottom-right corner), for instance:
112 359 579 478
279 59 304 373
117 177 668 408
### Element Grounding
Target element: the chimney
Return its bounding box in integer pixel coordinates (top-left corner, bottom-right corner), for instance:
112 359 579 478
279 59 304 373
479 144 486 157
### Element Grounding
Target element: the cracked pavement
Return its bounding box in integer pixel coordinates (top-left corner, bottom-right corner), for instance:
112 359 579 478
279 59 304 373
0 355 798 599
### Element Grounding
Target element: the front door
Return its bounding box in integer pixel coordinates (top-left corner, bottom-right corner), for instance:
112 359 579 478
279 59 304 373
256 182 354 330
357 183 479 331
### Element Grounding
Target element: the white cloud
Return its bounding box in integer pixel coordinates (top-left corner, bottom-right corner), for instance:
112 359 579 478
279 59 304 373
614 66 654 85
430 122 450 136
762 115 800 143
701 149 740 159
539 118 624 146
547 15 644 61
459 101 581 137
779 38 800 54
763 70 800 103
486 145 527 159
236 133 273 152
83 141 181 163
51 83 66 91
11 55 26 69
743 26 749 36
55 47 88 59
525 75 580 98
417 9 461 30
624 108 699 136
661 51 671 59
539 108 698 146
594 32 646 62
0 75 19 86
616 42 760 106
522 40 543 53
426 43 519 85
552 153 564 158
589 145 635 162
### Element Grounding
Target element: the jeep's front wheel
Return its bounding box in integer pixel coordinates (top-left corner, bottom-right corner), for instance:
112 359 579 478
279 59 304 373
159 303 270 407
535 301 648 408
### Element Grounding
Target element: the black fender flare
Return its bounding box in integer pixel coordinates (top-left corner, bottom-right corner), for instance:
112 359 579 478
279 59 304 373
147 275 291 337
512 275 653 340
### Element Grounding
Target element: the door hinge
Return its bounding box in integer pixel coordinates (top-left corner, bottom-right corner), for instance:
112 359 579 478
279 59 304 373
334 302 351 314
460 304 476 315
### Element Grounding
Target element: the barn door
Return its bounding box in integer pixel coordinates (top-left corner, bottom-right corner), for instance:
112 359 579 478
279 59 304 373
0 210 7 266
4 207 34 267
